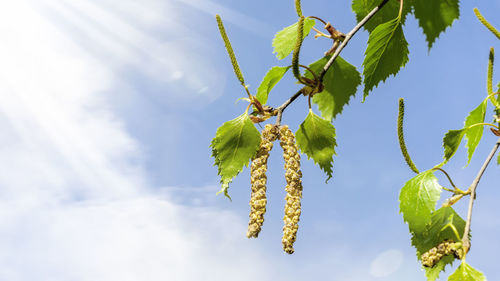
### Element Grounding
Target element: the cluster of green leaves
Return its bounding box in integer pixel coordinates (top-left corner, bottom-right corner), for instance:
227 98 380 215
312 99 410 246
352 0 460 98
210 1 500 280
398 49 498 281
399 169 486 280
212 0 498 278
398 98 497 280
211 0 465 198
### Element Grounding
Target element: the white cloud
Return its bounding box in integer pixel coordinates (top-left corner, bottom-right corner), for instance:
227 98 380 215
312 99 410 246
0 2 382 280
30 0 226 105
0 1 273 280
0 194 277 281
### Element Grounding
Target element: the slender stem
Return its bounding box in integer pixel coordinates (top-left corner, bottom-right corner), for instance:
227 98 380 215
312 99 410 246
319 0 389 81
312 26 331 39
397 0 404 19
441 186 456 193
467 122 499 130
275 89 304 125
432 167 457 189
461 137 500 257
275 0 388 125
244 85 252 99
299 64 319 85
308 16 327 25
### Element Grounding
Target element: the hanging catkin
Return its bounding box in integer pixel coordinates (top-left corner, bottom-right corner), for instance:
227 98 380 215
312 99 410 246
279 125 303 254
247 124 278 238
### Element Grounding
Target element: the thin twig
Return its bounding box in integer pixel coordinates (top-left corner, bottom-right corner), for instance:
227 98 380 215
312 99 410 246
461 137 500 256
274 0 388 125
275 89 303 125
319 0 389 81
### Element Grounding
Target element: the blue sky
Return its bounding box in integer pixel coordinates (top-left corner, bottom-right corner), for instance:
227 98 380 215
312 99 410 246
0 0 498 280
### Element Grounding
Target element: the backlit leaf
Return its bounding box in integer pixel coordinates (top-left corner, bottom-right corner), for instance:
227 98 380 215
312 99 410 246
256 66 291 105
448 262 486 281
443 129 466 163
410 207 465 280
399 170 442 233
305 56 361 121
412 0 460 49
362 18 409 99
296 110 337 180
272 18 315 60
425 256 455 281
210 113 261 198
351 0 410 32
464 100 487 164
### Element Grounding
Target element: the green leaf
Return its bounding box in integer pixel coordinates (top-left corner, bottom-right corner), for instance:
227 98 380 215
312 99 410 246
443 129 466 163
412 0 460 50
272 18 315 60
210 113 261 198
448 262 486 281
351 0 410 33
256 66 290 105
464 100 487 164
362 18 409 100
426 256 455 281
410 207 465 281
399 170 442 233
429 207 466 242
296 110 337 181
304 56 361 121
412 207 466 256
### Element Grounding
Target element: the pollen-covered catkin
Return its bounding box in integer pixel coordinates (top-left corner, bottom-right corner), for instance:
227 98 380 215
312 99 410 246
421 240 459 267
279 125 303 254
247 124 278 238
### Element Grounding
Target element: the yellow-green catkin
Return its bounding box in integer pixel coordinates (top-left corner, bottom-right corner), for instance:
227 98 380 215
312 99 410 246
247 124 278 238
292 16 305 83
216 14 245 86
473 8 500 40
421 240 459 267
295 0 303 17
279 125 303 254
397 98 419 174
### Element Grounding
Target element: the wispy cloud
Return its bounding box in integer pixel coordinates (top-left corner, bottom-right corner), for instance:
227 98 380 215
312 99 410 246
0 1 412 280
29 0 226 106
0 1 269 280
176 0 274 37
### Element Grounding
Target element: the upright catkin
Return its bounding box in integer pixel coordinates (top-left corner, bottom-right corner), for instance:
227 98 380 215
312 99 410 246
279 125 303 254
247 124 278 238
